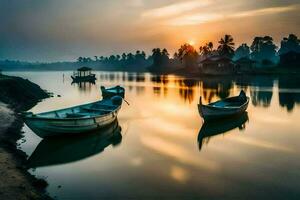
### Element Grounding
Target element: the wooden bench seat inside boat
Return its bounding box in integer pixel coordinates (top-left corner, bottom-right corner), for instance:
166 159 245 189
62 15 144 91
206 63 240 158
65 113 87 118
81 107 112 113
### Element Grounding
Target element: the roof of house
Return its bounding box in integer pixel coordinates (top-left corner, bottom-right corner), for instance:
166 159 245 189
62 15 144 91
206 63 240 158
77 67 92 71
199 56 232 64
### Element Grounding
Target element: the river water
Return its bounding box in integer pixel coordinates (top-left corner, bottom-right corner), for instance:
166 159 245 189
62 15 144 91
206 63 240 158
6 71 300 199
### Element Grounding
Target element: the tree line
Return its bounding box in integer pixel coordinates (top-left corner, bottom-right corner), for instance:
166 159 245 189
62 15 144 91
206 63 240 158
77 33 300 71
77 50 152 70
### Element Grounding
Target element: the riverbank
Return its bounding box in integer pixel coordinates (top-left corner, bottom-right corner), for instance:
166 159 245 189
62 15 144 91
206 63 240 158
0 75 50 199
171 66 300 78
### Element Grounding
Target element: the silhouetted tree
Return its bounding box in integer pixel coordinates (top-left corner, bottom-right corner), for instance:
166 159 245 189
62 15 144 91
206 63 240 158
278 34 300 55
126 53 135 65
152 48 162 66
151 48 169 66
80 57 92 63
121 53 127 62
177 43 198 69
250 36 278 64
199 42 213 59
233 43 250 61
217 35 235 58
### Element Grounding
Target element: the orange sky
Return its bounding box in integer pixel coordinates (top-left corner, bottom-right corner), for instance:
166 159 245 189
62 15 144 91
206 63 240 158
1 0 300 61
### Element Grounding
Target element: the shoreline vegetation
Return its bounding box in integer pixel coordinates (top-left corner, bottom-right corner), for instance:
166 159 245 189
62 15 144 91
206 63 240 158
0 34 300 75
0 74 51 200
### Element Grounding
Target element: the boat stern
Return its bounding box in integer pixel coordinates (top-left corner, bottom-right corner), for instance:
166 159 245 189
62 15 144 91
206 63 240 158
198 97 204 118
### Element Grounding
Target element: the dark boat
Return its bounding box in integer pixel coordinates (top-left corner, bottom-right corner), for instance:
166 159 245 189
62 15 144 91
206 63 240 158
101 85 125 99
198 112 249 151
27 120 122 168
71 67 96 82
198 90 249 121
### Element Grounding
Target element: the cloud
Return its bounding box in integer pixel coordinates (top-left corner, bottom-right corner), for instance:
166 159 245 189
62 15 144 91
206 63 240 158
231 5 298 18
165 4 299 26
141 0 212 19
0 0 299 61
128 0 144 7
167 13 222 26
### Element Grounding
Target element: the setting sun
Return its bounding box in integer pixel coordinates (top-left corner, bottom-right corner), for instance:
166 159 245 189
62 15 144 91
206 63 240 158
1 1 300 200
188 40 196 46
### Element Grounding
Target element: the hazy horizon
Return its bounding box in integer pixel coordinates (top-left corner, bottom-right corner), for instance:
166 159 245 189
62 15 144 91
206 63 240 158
1 0 300 62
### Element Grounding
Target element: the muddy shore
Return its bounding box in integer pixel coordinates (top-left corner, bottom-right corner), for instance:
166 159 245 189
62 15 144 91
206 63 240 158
0 75 51 200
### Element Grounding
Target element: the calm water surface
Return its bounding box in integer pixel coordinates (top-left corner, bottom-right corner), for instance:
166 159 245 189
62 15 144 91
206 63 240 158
7 71 300 199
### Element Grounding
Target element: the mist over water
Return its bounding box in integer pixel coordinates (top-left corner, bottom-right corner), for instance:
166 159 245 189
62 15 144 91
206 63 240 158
7 71 300 199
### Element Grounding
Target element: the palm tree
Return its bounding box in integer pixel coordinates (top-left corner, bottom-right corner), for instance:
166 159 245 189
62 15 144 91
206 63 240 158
199 42 213 58
162 48 169 57
177 43 198 69
207 42 213 51
218 34 235 57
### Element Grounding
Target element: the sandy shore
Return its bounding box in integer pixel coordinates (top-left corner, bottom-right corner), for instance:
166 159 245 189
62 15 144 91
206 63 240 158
0 102 50 200
0 75 51 199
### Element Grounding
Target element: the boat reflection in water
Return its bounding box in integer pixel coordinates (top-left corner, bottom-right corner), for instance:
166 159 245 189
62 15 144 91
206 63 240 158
71 79 96 92
197 113 249 151
27 120 122 168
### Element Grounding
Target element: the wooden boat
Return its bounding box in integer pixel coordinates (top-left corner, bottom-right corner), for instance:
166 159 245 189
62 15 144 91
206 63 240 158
27 120 122 168
23 96 123 138
198 112 248 151
198 90 249 121
71 74 96 82
71 67 96 82
101 85 125 99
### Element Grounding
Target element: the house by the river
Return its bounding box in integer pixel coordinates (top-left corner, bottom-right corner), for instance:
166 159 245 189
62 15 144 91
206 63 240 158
198 56 236 75
235 57 256 73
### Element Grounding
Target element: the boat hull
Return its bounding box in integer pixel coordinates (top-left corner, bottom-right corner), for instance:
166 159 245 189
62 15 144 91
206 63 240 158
71 75 96 82
198 97 249 121
25 109 119 138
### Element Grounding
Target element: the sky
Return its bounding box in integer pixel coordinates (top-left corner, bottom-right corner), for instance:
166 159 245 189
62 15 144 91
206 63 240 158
0 0 300 62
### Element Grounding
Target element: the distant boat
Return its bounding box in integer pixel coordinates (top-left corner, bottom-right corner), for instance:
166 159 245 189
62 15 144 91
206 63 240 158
71 67 96 82
23 95 124 138
198 90 249 121
198 112 248 150
71 79 95 85
27 120 122 168
101 85 125 99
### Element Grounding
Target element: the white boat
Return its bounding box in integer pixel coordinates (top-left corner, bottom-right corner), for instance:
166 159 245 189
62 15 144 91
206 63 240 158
23 96 123 138
198 90 249 121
